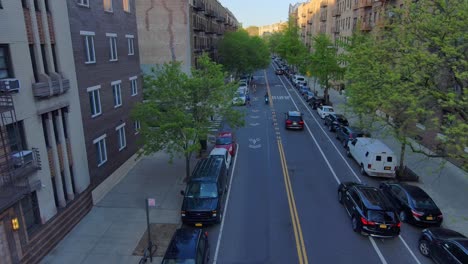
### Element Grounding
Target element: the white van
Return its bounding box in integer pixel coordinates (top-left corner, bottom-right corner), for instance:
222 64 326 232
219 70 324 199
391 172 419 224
346 138 397 178
293 75 306 87
209 148 232 170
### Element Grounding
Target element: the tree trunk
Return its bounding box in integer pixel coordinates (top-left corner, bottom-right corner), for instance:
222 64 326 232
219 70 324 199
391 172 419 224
398 142 406 177
184 154 191 182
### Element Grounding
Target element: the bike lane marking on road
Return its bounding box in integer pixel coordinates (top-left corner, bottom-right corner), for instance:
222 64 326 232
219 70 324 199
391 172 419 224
265 70 309 264
272 64 422 264
213 143 240 264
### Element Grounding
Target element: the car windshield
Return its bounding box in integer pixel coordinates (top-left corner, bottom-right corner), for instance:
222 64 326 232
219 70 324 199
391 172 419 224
236 92 245 97
162 259 195 264
412 197 437 209
324 108 334 112
216 137 232 145
186 182 218 198
367 210 396 222
288 116 302 122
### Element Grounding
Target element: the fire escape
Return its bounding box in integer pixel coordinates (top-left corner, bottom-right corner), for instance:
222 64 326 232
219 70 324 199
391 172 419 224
0 92 41 212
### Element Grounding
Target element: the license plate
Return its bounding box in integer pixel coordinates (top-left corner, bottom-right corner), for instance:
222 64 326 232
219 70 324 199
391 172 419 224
426 216 433 220
195 223 202 227
293 122 297 125
384 166 391 170
379 224 386 229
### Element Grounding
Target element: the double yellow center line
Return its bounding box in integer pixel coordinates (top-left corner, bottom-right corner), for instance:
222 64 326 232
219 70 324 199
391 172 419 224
264 70 308 264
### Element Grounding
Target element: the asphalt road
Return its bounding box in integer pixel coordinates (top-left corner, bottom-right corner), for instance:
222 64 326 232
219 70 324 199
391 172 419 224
209 64 433 264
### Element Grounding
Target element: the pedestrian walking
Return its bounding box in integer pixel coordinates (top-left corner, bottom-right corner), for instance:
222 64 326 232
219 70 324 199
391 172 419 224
246 94 251 107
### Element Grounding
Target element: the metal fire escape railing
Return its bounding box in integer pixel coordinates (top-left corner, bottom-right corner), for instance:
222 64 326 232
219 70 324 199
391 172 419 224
0 93 41 212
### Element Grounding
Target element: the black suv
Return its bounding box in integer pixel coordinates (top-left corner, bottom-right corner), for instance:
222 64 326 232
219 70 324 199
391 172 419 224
285 111 304 130
338 182 401 238
162 228 210 264
181 157 228 226
335 126 370 148
324 114 349 132
308 96 326 109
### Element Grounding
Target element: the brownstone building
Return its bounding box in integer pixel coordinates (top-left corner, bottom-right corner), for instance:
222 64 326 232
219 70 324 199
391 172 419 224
67 0 143 187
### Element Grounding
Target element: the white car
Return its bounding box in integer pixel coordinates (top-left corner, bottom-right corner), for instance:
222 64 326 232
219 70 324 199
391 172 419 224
209 147 232 170
317 105 335 119
232 92 246 105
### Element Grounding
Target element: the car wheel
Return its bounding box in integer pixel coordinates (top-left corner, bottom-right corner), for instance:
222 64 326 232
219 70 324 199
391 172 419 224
216 212 223 224
418 239 430 257
329 125 333 131
360 164 367 176
399 211 407 222
338 190 343 204
346 149 351 158
352 216 361 233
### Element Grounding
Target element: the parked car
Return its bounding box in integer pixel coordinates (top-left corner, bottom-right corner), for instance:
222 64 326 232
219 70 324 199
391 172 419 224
335 126 370 148
317 105 335 119
299 85 310 96
308 96 326 109
162 228 210 264
418 227 468 264
180 158 228 225
346 138 398 178
324 114 349 132
285 111 305 130
232 91 246 105
338 182 401 238
209 147 232 170
380 183 443 227
293 75 306 87
275 68 284 75
304 91 315 100
215 131 236 156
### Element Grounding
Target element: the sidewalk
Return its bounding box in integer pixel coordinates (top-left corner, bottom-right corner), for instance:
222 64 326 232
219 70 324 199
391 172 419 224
310 77 468 235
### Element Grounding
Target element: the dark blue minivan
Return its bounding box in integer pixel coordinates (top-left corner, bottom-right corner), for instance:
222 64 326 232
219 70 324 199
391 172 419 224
162 228 210 264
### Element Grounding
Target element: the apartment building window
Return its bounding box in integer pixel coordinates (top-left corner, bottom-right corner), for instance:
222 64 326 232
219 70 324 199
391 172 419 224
116 123 126 151
123 0 130 12
112 80 122 107
0 45 13 79
87 85 102 117
130 76 137 96
126 35 135 55
80 31 96 64
134 120 141 134
93 134 107 166
77 0 89 7
106 33 118 61
103 0 113 12
21 192 41 235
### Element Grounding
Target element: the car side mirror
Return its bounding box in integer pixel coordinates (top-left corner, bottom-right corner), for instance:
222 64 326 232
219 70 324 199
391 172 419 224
180 190 185 196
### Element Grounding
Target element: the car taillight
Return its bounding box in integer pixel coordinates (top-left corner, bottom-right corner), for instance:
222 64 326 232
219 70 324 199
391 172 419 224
396 222 401 228
286 120 292 124
411 210 424 217
349 134 353 139
205 231 209 237
299 121 304 125
361 217 376 226
368 164 372 169
437 214 443 219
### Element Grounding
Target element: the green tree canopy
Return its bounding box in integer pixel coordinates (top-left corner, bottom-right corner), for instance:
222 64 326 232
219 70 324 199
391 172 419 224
132 54 244 180
276 17 308 72
218 29 270 77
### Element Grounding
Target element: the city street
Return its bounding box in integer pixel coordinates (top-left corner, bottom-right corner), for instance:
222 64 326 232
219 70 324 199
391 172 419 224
210 64 433 264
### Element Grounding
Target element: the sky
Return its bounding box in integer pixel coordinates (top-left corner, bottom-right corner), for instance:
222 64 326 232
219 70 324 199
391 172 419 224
218 0 295 27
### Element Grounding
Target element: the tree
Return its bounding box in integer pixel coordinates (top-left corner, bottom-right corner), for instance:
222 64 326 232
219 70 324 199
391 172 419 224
218 29 270 77
308 34 343 104
344 0 468 173
132 54 244 181
276 17 308 72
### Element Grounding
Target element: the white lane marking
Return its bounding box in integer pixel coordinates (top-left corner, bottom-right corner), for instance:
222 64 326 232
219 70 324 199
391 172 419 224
250 123 260 126
250 115 260 119
369 237 388 264
248 144 262 149
274 67 422 264
213 143 239 264
248 138 261 144
399 235 422 264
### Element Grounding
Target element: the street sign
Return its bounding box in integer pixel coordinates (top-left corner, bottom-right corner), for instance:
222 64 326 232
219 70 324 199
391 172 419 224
147 198 156 207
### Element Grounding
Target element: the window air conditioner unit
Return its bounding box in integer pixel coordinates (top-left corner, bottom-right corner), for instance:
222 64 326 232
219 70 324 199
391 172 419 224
0 79 20 92
11 150 33 168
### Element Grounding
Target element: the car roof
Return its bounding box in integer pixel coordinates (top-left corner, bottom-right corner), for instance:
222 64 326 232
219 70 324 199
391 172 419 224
217 132 232 137
164 228 201 259
322 106 333 109
210 148 228 156
398 184 430 199
355 138 395 155
288 111 301 116
355 185 394 210
191 157 225 181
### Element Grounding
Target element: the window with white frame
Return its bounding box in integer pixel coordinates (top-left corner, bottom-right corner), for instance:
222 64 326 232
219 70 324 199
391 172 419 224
130 76 138 96
134 120 141 134
116 123 127 150
106 33 118 61
80 31 96 64
77 0 89 7
123 0 130 12
112 80 122 107
103 0 113 12
126 35 134 55
87 85 102 117
93 134 107 166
